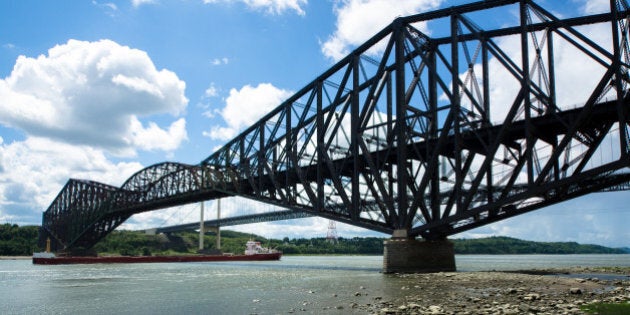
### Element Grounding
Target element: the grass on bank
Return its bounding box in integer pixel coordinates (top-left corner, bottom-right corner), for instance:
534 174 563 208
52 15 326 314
582 301 630 315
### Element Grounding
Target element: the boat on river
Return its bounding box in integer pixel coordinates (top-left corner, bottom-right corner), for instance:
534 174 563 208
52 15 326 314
32 240 281 265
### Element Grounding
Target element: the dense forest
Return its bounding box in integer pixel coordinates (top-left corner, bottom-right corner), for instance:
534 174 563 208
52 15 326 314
1 223 628 256
0 224 39 256
452 236 627 254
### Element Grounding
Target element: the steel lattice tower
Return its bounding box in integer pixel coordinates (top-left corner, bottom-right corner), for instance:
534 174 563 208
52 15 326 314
326 220 339 243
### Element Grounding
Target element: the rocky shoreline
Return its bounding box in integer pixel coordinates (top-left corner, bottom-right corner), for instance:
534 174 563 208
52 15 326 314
351 267 630 315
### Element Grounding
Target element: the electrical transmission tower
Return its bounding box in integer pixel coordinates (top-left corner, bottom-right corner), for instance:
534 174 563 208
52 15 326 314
326 220 338 243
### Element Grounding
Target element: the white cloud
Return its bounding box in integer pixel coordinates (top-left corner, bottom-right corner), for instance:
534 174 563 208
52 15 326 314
198 83 220 119
211 57 229 66
0 137 143 224
92 1 118 12
0 39 189 226
205 83 292 141
204 83 218 98
321 0 443 61
129 117 188 151
574 0 609 14
131 0 155 7
0 39 188 156
204 0 307 16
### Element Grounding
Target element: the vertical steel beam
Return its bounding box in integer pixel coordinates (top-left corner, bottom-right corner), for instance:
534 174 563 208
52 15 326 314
394 19 408 228
317 81 325 212
351 55 360 221
258 123 265 197
547 30 561 182
482 39 494 206
386 70 397 225
240 136 245 188
521 0 534 186
482 39 490 126
611 0 630 158
285 104 293 202
451 14 463 214
547 31 556 112
429 47 440 220
199 201 204 251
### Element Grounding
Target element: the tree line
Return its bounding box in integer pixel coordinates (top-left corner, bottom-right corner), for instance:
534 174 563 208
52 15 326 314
0 224 39 255
1 224 627 256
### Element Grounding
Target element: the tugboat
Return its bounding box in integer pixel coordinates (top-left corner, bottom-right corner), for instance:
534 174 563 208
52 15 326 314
32 238 281 265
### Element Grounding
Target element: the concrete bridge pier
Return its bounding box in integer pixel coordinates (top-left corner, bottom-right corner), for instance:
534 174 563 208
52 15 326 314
383 229 456 273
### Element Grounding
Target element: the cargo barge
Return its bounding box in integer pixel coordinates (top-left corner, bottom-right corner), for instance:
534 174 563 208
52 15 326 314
33 240 281 265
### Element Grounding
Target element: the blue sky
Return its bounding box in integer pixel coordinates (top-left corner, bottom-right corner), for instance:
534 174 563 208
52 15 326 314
0 0 628 247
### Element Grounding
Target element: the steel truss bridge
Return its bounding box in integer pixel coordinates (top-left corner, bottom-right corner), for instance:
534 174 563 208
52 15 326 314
147 209 314 234
40 0 630 254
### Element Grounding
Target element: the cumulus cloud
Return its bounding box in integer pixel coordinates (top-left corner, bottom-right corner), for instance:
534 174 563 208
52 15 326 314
204 0 307 16
204 83 292 141
321 0 443 61
0 39 188 156
0 137 143 224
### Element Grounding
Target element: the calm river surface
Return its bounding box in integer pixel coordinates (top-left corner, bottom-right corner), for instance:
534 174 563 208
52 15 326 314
1 255 629 314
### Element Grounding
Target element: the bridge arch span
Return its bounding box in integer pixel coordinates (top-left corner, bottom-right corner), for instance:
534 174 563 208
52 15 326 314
113 162 204 206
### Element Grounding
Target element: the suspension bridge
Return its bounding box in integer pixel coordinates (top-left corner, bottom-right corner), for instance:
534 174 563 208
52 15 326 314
38 0 630 272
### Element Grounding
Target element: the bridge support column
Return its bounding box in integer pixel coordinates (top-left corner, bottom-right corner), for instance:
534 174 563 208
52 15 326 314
383 230 456 273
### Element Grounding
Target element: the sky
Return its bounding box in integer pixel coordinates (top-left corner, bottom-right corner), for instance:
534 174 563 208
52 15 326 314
0 0 628 247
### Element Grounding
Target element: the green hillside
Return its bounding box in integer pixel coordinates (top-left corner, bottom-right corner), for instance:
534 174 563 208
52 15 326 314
452 236 626 254
0 223 627 256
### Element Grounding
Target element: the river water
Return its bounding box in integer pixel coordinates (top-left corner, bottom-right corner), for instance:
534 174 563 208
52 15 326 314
1 255 629 314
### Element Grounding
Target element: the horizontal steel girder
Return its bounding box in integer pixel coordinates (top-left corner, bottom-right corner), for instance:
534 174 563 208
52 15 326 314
152 210 314 234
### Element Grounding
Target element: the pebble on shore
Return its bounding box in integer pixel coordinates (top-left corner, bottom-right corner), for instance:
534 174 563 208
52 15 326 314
350 268 630 315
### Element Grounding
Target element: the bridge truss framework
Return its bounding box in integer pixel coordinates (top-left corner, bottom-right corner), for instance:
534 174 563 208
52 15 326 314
40 0 630 254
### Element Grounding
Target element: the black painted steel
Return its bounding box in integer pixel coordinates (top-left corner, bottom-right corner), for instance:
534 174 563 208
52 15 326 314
152 210 314 234
39 0 630 252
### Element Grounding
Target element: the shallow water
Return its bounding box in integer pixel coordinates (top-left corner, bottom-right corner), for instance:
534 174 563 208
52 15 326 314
1 255 628 314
